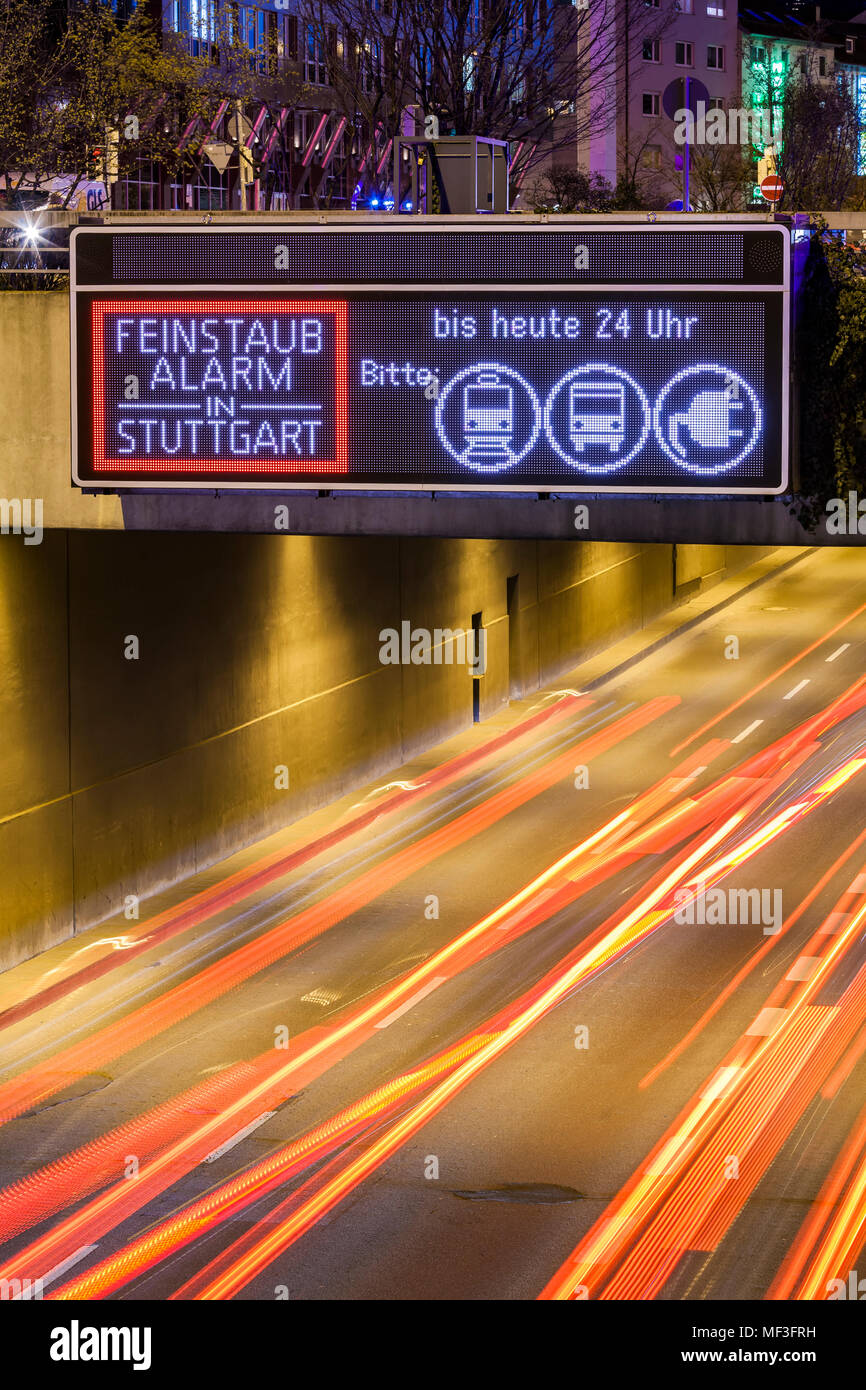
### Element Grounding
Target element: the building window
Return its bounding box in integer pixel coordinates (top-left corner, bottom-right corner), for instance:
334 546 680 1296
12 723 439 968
847 37 855 54
819 56 827 76
170 0 217 58
645 0 660 8
675 42 694 67
304 25 328 84
643 39 661 62
709 96 724 109
641 144 662 169
676 0 693 12
115 160 160 211
282 15 298 62
228 6 273 74
706 1 725 13
797 53 806 73
169 161 229 212
642 92 660 115
707 46 724 69
751 46 766 64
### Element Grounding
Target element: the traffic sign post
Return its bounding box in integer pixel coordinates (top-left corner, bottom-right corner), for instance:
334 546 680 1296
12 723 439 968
70 220 791 496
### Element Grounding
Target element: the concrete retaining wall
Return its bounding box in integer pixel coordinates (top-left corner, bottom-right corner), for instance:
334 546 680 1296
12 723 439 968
0 293 857 546
0 526 774 971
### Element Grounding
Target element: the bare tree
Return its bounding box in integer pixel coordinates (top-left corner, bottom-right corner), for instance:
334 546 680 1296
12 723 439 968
614 124 672 210
0 2 311 212
775 68 859 210
299 0 416 202
300 0 676 199
689 141 753 212
0 0 66 203
741 34 860 211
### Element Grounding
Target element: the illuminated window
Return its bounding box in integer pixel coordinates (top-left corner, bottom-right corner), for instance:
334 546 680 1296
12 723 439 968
234 6 273 75
676 0 694 12
857 73 866 172
641 144 662 168
189 0 215 43
706 1 725 13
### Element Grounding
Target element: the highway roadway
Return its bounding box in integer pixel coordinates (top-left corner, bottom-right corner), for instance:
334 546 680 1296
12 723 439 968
1 545 865 1304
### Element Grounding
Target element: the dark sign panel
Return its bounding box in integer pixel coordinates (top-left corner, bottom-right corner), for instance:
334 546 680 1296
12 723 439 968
71 223 790 494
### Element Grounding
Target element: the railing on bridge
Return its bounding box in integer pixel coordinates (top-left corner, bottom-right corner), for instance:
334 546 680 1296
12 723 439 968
0 213 74 282
1 208 864 284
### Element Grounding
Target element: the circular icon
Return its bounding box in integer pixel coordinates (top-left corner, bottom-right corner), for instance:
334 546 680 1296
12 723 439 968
653 365 762 473
543 364 651 473
434 362 541 473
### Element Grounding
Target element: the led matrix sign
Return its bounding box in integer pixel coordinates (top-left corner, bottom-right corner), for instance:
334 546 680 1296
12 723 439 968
71 223 790 494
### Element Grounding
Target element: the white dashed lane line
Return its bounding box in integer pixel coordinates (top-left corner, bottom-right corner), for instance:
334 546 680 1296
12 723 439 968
38 1244 100 1292
203 1111 276 1164
783 679 810 700
374 976 448 1028
731 719 764 744
826 644 850 663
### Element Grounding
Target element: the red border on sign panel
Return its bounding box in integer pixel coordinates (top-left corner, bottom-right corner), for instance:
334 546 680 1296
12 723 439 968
91 298 349 473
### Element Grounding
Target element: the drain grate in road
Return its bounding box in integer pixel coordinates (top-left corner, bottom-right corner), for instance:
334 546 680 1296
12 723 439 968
300 987 343 1007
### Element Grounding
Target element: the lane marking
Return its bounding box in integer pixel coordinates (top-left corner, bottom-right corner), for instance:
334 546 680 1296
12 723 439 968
39 1244 99 1292
783 680 810 700
848 874 866 893
374 976 448 1029
747 1006 787 1036
820 911 850 936
826 644 850 662
671 594 866 757
204 1111 276 1163
785 956 821 983
731 719 764 744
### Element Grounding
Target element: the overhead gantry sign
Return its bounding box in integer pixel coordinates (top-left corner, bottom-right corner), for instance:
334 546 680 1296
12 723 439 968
70 221 790 495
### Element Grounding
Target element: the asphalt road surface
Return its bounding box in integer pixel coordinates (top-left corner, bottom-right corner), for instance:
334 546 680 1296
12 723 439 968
1 546 865 1303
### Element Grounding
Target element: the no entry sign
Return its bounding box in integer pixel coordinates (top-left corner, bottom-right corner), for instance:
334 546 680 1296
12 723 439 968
760 175 784 203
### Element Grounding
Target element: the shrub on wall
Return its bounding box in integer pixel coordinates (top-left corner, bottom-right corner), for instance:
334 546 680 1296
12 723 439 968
795 222 866 528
